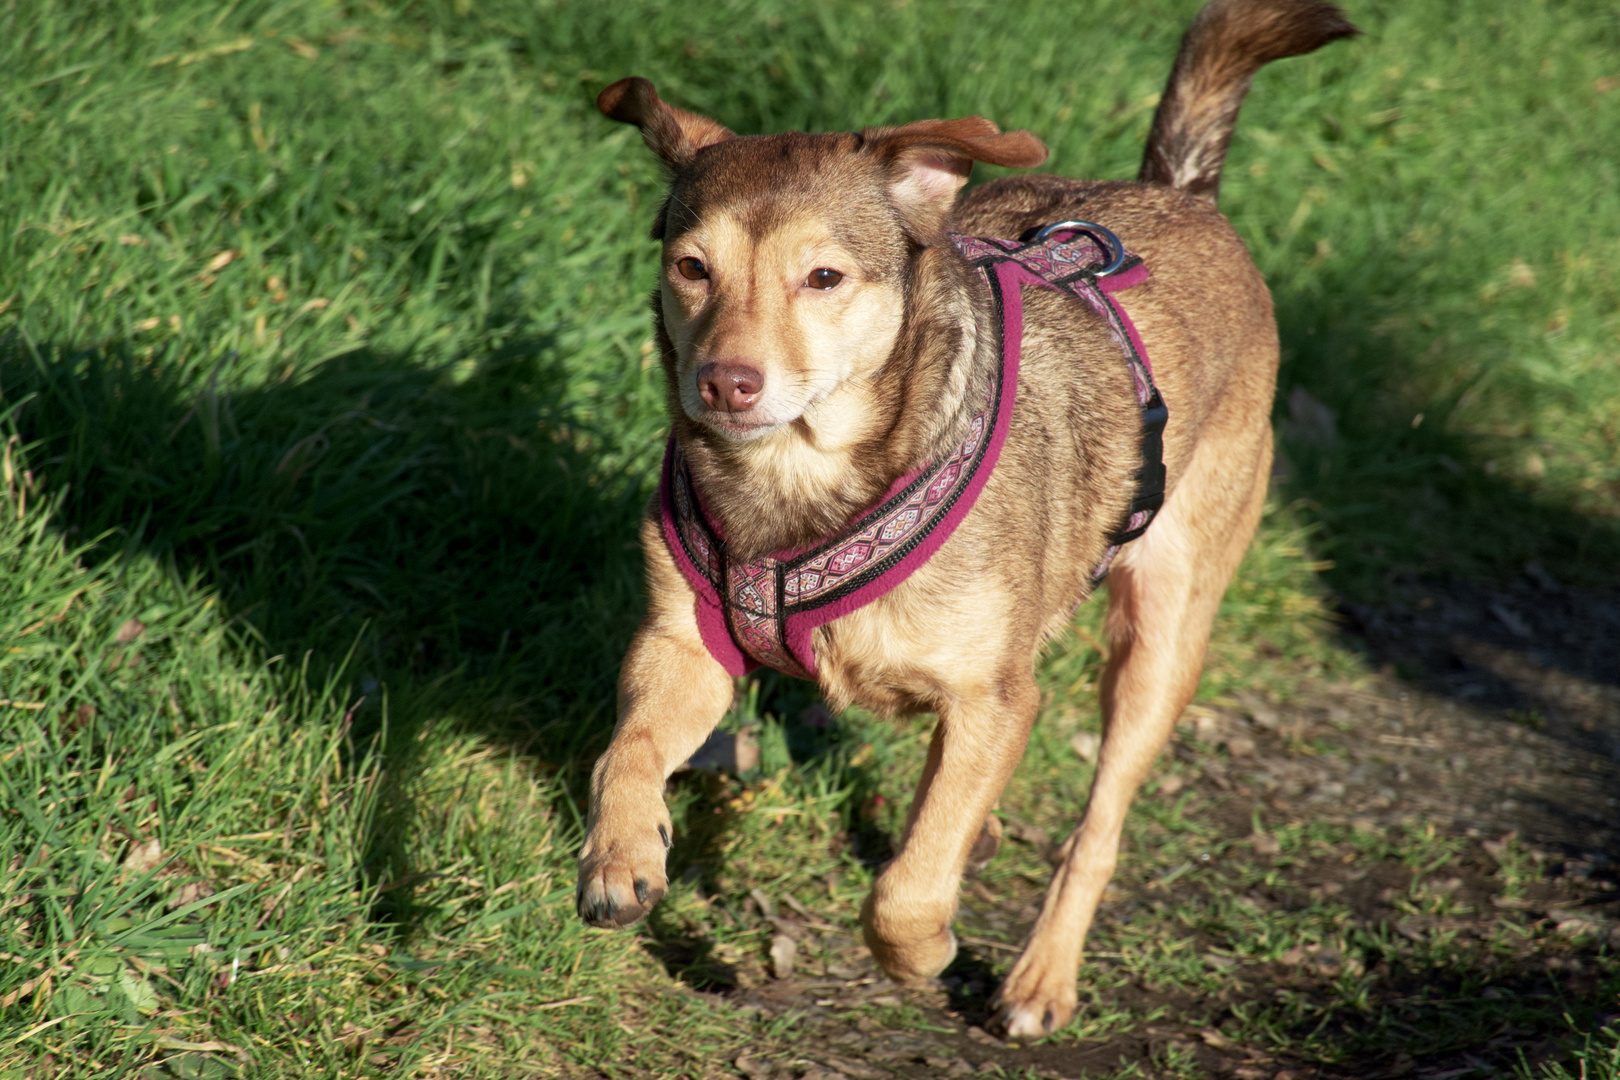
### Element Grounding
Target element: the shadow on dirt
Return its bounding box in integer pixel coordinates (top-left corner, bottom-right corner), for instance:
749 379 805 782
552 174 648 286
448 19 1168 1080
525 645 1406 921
1270 289 1620 783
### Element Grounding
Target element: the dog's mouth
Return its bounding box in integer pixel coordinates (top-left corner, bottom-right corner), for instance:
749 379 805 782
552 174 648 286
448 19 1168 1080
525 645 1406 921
701 411 780 440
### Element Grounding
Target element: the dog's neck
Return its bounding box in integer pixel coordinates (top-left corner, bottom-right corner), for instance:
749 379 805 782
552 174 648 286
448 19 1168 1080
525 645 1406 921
670 243 997 562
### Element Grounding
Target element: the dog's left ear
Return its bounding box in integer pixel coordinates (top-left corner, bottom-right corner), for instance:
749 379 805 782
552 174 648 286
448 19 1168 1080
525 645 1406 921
597 77 734 170
864 117 1049 241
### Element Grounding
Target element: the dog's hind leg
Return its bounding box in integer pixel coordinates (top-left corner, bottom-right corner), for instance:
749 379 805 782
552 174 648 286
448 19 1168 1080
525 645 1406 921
863 674 1040 981
988 428 1272 1038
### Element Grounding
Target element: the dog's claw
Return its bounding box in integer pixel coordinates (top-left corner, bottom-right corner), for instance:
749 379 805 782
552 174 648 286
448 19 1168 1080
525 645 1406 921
658 824 671 849
577 875 664 928
576 888 620 926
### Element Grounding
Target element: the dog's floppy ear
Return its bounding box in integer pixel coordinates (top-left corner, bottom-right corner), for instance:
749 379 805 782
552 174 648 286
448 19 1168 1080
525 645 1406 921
597 77 734 170
863 117 1048 241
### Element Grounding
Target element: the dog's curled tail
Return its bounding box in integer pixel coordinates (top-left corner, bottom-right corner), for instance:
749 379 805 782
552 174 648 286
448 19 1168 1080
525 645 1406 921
1139 0 1357 204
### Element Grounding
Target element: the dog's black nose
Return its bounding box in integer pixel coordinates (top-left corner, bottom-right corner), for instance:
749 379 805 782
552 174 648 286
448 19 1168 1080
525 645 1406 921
696 362 763 413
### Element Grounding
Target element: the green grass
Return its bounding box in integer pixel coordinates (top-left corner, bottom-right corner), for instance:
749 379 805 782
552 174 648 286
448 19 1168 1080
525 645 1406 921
2 0 1618 1076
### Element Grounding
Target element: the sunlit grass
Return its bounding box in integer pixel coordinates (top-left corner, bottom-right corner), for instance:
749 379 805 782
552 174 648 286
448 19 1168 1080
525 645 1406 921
3 0 1617 1075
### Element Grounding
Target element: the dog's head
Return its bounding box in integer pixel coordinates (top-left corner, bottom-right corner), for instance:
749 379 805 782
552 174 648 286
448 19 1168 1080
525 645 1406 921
598 78 1047 446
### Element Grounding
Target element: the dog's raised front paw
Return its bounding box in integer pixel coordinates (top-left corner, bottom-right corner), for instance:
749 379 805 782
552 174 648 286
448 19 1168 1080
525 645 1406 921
866 924 958 983
576 821 671 928
861 892 958 981
986 963 1078 1040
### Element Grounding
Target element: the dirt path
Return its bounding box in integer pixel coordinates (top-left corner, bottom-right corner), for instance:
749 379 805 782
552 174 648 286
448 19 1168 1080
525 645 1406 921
662 577 1620 1080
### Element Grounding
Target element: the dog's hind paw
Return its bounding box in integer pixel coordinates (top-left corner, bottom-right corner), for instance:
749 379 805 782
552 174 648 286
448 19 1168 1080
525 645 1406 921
986 970 1078 1040
576 822 670 928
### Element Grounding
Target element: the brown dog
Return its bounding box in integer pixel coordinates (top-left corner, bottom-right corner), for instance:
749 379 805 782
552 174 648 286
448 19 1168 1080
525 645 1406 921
578 0 1356 1039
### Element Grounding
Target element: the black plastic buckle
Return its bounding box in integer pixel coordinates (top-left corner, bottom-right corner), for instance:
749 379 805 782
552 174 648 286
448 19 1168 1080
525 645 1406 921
1107 389 1168 546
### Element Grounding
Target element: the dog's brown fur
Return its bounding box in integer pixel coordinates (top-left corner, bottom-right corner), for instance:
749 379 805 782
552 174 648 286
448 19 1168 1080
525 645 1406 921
579 0 1356 1039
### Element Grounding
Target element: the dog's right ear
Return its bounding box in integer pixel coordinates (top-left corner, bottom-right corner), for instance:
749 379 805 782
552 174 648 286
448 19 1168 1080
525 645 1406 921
597 77 734 170
863 118 1049 242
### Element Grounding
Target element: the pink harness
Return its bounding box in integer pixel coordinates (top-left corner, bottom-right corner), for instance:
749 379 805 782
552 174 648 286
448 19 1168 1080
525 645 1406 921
660 225 1165 680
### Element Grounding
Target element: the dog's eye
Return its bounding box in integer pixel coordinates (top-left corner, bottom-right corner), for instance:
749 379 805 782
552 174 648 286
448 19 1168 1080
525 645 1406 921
806 268 844 290
675 257 708 281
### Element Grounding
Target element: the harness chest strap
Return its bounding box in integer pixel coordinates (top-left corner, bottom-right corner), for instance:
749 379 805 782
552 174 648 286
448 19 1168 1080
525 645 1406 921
660 226 1167 680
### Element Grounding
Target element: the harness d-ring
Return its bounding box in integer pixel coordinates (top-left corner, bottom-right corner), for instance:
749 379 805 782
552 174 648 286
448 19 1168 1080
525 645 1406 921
1032 219 1128 278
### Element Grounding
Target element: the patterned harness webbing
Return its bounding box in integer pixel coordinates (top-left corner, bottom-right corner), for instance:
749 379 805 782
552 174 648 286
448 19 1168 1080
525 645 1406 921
660 225 1167 680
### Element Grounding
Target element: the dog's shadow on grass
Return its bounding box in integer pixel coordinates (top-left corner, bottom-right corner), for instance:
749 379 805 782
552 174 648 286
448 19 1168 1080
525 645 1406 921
1263 279 1620 889
641 771 747 992
0 326 895 940
0 328 649 919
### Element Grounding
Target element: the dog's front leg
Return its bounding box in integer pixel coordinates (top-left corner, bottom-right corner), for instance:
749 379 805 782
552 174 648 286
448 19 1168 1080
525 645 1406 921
863 674 1038 981
578 526 735 928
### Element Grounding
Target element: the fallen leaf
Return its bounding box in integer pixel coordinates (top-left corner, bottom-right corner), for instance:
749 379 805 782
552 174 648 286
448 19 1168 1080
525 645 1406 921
1225 733 1257 757
65 702 96 732
168 880 215 910
769 933 796 979
123 838 164 875
0 975 43 1008
748 887 777 920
